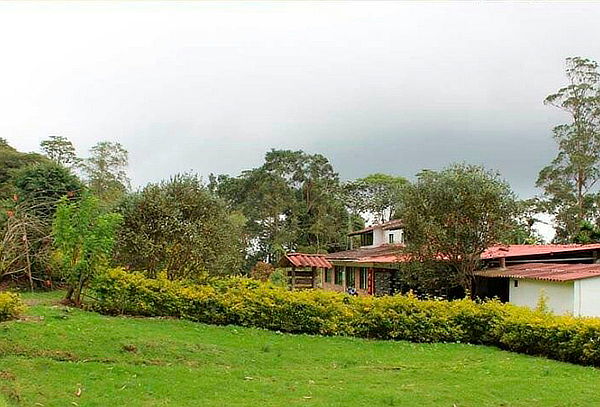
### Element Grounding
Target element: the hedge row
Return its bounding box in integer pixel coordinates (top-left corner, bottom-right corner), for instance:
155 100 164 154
92 268 600 366
0 292 25 321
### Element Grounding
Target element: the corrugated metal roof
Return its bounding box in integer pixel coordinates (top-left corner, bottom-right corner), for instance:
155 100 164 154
481 244 600 260
284 253 333 269
475 263 600 282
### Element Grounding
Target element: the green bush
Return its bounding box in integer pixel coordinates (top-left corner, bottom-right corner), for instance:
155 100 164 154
0 292 25 321
92 269 600 366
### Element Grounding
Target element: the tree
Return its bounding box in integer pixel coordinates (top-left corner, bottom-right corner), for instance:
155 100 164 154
0 138 47 198
83 141 130 204
401 163 518 293
501 198 544 245
12 162 84 219
537 57 600 242
53 193 122 305
0 163 84 284
40 136 80 168
209 149 352 265
115 174 245 279
344 173 408 222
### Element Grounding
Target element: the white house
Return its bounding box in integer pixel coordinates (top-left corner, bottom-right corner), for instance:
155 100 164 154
476 263 600 317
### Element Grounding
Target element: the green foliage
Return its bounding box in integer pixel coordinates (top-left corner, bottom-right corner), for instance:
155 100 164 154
573 220 600 243
209 149 352 265
83 141 130 205
93 269 600 367
12 162 84 219
396 261 462 298
40 135 80 168
400 163 518 292
0 291 25 321
537 57 600 242
344 173 408 222
115 174 245 279
52 193 122 304
0 138 47 198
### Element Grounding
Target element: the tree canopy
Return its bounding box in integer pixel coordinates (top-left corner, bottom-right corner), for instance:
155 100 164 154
83 141 130 204
344 173 408 222
210 149 356 265
40 136 80 168
115 174 245 279
400 163 519 292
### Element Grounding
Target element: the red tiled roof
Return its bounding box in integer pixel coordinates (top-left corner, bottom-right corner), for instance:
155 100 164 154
475 263 600 282
325 243 600 265
348 219 403 236
481 244 600 260
283 253 333 269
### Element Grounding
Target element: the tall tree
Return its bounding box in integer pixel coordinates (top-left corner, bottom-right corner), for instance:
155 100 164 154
40 136 80 168
537 57 600 242
344 173 408 223
83 141 130 204
210 149 351 265
401 163 518 293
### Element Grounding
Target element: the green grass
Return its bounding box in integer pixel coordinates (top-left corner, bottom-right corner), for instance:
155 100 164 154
0 292 599 406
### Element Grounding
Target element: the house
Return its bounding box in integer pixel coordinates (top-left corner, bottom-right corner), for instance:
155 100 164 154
324 219 408 295
283 219 600 315
475 263 600 316
322 219 600 304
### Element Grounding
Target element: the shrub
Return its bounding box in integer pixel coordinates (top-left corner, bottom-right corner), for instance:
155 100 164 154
92 269 600 367
0 292 25 321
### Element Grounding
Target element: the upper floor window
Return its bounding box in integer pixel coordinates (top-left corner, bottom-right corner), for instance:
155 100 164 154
360 232 374 246
388 233 394 244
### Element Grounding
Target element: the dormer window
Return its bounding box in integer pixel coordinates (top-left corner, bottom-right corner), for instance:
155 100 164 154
388 233 394 244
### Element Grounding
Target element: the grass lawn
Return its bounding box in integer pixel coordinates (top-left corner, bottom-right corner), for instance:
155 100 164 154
0 292 599 406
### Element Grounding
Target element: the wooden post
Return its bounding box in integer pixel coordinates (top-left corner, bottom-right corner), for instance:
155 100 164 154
311 266 316 288
291 266 296 291
499 257 506 268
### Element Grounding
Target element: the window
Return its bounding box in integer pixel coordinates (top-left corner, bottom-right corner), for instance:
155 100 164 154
388 233 394 244
514 280 519 288
361 232 374 246
334 266 344 285
359 267 368 290
324 269 331 283
346 267 355 288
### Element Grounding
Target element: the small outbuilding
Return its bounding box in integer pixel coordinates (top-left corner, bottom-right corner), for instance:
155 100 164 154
279 253 332 290
476 263 600 317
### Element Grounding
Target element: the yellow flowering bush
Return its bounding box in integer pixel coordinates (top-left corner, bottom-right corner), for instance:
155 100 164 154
0 292 25 321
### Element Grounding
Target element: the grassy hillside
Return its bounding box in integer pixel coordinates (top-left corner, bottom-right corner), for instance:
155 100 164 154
0 292 599 406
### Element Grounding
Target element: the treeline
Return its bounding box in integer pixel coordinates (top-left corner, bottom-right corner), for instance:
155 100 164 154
0 56 599 300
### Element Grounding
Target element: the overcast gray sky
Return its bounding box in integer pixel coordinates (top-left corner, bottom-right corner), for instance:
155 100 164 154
2 1 599 203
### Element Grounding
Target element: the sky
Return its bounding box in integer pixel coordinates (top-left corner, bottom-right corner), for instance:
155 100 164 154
1 1 600 239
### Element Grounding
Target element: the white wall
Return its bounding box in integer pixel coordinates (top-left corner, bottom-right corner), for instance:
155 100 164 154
574 277 600 317
364 227 404 247
509 279 574 315
372 227 385 246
